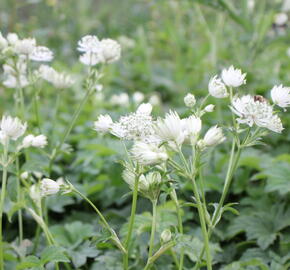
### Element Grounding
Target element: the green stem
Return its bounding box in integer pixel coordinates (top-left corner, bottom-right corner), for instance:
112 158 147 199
15 157 23 245
144 199 158 270
73 188 126 254
48 87 93 174
123 176 139 270
0 139 9 270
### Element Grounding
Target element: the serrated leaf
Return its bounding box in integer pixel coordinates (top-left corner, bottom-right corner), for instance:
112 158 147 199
40 246 70 264
16 256 41 269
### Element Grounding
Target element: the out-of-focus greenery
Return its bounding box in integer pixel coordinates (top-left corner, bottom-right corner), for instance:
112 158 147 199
1 0 290 269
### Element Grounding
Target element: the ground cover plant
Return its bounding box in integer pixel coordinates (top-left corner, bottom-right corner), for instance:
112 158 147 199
0 0 290 269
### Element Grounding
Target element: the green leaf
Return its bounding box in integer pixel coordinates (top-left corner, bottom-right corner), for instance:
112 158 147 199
16 256 41 270
40 246 70 264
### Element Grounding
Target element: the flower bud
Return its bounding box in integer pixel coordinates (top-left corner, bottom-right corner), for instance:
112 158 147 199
21 171 29 180
40 178 60 196
208 75 228 98
198 126 225 150
184 93 196 107
204 104 215 112
161 229 172 243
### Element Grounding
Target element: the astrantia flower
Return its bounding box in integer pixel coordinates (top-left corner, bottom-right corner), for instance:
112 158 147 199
271 84 290 108
99 38 121 63
3 75 29 88
198 126 225 149
77 35 100 53
39 65 74 89
0 32 8 49
274 13 288 26
131 141 168 165
208 75 228 98
6 33 19 45
181 116 202 144
40 178 60 196
221 66 246 87
231 95 283 133
0 115 27 141
14 38 36 55
110 93 129 106
154 111 185 146
94 115 113 133
21 134 48 148
30 46 53 62
79 51 101 66
184 93 196 107
133 91 145 104
110 103 155 141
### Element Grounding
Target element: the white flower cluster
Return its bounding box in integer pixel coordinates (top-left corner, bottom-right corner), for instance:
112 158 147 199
0 32 53 62
0 115 47 148
208 65 246 98
38 65 74 89
77 35 121 66
231 95 283 133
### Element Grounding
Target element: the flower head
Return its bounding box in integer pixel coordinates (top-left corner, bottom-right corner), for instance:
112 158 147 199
271 84 290 108
110 93 129 106
208 75 228 98
79 51 102 66
94 115 113 133
274 13 288 26
40 178 60 196
0 115 27 141
181 116 202 144
131 141 168 165
133 91 145 104
221 66 246 87
231 95 283 133
77 35 100 53
154 111 185 146
22 134 48 148
204 104 215 113
14 38 36 55
30 46 53 62
99 39 121 63
184 93 196 107
198 126 225 149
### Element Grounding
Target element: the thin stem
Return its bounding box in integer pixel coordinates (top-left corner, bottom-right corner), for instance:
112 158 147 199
72 188 126 254
144 199 158 270
123 176 139 270
15 157 23 245
0 139 9 270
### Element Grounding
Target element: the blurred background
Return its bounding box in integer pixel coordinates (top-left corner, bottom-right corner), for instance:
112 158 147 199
1 0 290 269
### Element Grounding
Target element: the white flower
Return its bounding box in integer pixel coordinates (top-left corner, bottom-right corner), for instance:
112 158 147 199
77 35 100 53
22 135 35 148
184 93 196 107
0 32 8 49
271 84 290 108
131 141 168 165
3 75 29 88
274 13 288 26
99 38 121 63
94 115 113 133
161 229 172 243
231 95 283 133
33 171 43 179
14 38 36 55
6 33 19 45
154 111 185 146
149 94 161 106
29 185 41 202
40 178 60 196
0 115 27 141
21 171 29 180
32 135 47 148
204 104 215 112
110 93 129 106
95 84 103 92
39 65 74 89
79 51 101 66
181 116 202 144
198 126 225 149
118 36 135 48
110 105 155 141
133 92 145 104
221 66 246 87
136 103 152 115
208 75 228 98
30 46 53 62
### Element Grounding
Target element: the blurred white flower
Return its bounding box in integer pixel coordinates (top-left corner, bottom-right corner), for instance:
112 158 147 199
184 93 196 107
7 33 19 45
198 126 225 149
0 32 8 49
155 111 185 146
40 178 60 196
118 36 135 49
79 51 101 66
3 75 29 88
221 66 246 87
33 171 43 179
274 13 288 26
30 46 53 62
204 104 215 112
20 171 29 180
110 93 129 106
22 135 35 148
94 115 113 133
149 94 161 106
208 75 228 98
181 116 202 144
95 84 103 92
131 141 168 165
77 35 100 52
22 134 47 148
39 65 74 89
14 38 36 55
161 229 172 243
133 91 145 104
271 84 290 108
231 95 283 133
136 103 152 115
0 115 27 142
99 39 121 63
